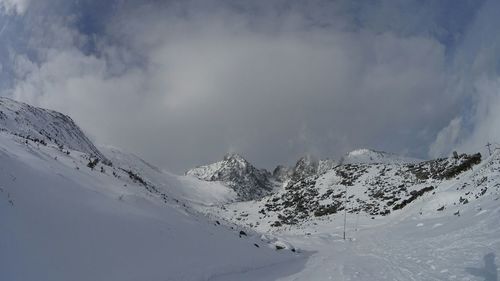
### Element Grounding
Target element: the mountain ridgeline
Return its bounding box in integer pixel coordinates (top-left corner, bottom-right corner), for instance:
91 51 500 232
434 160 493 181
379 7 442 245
0 97 109 163
187 149 486 227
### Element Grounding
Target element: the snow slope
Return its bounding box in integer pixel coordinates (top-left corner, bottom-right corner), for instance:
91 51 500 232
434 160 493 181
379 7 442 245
0 97 108 162
0 132 303 281
343 148 420 164
101 145 237 206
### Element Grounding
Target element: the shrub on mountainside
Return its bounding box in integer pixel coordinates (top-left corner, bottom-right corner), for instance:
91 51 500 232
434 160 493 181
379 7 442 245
441 153 481 179
87 158 99 170
392 186 434 211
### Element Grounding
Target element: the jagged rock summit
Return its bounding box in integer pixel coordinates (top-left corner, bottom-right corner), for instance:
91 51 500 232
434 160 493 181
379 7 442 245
0 97 109 163
186 153 274 200
272 156 337 183
272 165 291 182
291 154 320 180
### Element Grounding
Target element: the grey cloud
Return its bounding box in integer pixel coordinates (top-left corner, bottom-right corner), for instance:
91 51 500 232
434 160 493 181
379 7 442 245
0 0 30 15
1 0 493 172
429 0 500 157
429 117 462 158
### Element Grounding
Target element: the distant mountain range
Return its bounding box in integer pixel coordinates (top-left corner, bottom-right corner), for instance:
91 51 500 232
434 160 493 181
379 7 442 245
186 146 487 228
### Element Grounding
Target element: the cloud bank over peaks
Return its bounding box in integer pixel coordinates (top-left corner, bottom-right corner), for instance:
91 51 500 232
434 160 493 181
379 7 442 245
0 0 498 172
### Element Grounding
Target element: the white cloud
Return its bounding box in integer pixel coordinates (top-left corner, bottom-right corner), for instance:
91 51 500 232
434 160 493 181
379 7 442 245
7 0 494 172
10 7 451 172
428 0 500 158
429 77 500 158
429 117 462 158
0 0 500 171
455 78 500 156
0 0 30 15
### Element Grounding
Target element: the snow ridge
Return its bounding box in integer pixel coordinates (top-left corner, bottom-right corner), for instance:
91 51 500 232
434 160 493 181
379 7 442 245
0 97 109 163
343 148 420 164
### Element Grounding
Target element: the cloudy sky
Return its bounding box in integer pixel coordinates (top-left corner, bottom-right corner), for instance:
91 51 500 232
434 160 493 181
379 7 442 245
1 0 499 172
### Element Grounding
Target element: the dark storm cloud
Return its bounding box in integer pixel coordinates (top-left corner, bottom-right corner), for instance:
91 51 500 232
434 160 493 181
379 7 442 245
1 0 499 172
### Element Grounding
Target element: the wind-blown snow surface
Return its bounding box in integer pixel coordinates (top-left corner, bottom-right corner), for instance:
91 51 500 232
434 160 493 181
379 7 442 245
0 132 303 281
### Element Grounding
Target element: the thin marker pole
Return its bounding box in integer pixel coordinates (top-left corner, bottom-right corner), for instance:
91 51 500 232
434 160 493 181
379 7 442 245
343 185 347 240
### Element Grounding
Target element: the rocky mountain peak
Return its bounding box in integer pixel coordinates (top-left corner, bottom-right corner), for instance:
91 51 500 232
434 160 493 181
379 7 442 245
186 153 273 200
223 152 249 168
291 154 319 179
272 165 291 182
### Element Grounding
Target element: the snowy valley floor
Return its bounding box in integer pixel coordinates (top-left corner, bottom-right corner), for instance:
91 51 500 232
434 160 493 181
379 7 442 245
215 196 499 281
275 202 499 281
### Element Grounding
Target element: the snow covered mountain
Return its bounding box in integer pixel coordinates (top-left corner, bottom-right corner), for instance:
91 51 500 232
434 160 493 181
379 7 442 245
186 153 274 200
204 152 485 227
189 149 491 229
0 103 301 281
0 97 109 163
2 98 499 281
199 151 500 280
176 144 499 280
342 148 420 164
